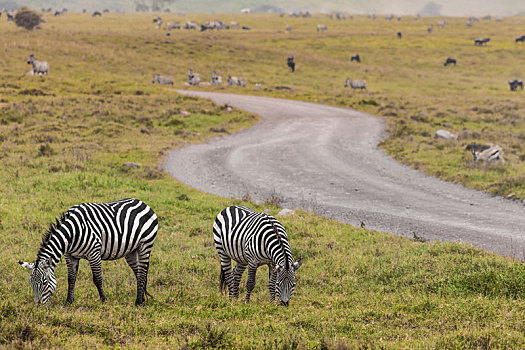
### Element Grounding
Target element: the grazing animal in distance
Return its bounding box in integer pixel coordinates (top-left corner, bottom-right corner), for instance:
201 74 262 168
444 57 457 66
397 31 402 38
285 24 292 32
508 79 523 91
436 20 446 28
188 69 201 86
475 38 490 46
211 71 222 85
230 21 240 29
18 198 159 305
427 25 433 33
287 55 295 72
468 144 504 167
350 54 361 63
317 24 327 32
227 75 247 87
213 206 303 305
515 35 525 43
6 12 14 21
27 54 49 75
152 74 174 85
92 11 102 17
241 26 251 30
345 78 366 89
183 21 200 30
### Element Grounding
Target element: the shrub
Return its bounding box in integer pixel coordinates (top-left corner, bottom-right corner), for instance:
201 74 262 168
14 8 42 31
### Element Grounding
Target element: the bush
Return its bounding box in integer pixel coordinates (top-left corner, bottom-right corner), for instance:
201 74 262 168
14 8 42 31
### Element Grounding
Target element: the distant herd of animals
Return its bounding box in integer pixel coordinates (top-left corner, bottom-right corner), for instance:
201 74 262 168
18 199 301 307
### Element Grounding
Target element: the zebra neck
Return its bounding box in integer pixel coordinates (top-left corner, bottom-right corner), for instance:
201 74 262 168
36 228 69 269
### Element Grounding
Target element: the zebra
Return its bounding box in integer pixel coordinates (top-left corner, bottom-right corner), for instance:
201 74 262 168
152 74 174 85
211 71 222 85
188 69 201 86
227 75 247 87
213 206 302 306
444 57 457 66
287 55 295 72
18 198 158 306
345 78 366 89
27 54 49 75
230 21 240 29
475 38 490 46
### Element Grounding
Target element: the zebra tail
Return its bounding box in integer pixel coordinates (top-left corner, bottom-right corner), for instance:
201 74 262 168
220 268 226 293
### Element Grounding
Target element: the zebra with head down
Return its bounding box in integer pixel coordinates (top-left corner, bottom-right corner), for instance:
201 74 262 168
213 206 302 306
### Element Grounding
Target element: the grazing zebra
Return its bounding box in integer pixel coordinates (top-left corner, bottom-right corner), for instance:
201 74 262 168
317 24 327 32
188 69 201 86
18 198 158 306
508 79 523 91
287 55 295 72
211 71 222 85
350 54 361 63
345 78 366 89
444 57 457 66
227 75 247 87
183 21 200 30
152 74 174 85
27 54 49 75
213 206 302 306
475 38 490 46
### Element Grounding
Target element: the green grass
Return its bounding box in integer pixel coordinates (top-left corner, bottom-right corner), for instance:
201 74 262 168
1 12 525 348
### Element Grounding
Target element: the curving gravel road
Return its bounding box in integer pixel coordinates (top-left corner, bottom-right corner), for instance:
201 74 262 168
165 91 525 259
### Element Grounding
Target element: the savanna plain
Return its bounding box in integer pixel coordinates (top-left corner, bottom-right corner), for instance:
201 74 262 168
2 11 525 349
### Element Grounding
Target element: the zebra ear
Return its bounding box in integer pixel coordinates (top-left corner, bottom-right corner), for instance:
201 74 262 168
293 258 303 271
18 260 34 270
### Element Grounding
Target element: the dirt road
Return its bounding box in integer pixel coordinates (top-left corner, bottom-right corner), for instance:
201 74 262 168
165 91 525 259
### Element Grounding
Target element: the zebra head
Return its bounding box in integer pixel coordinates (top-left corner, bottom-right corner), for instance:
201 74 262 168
274 258 302 306
18 257 57 304
27 54 35 65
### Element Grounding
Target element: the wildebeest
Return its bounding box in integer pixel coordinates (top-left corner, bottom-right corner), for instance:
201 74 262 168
475 38 490 46
241 26 251 30
287 56 295 72
211 71 222 85
468 144 504 167
344 78 366 89
397 31 402 38
317 24 327 32
27 54 49 75
92 11 102 17
227 75 247 87
350 54 360 63
152 74 173 85
515 35 525 43
188 69 201 86
508 79 523 91
427 25 433 33
444 57 456 66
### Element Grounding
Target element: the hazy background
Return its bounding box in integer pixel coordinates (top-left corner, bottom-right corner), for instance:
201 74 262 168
2 0 525 16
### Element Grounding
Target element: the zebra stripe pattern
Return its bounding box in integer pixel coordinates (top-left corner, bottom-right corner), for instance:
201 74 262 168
213 206 302 306
18 198 158 305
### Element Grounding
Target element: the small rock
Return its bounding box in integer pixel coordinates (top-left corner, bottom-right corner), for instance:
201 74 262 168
263 209 271 214
181 110 190 117
226 106 233 113
434 129 457 139
443 122 453 128
506 193 516 199
123 162 140 168
277 209 294 217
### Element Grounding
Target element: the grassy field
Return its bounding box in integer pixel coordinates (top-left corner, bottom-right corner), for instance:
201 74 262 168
1 11 525 349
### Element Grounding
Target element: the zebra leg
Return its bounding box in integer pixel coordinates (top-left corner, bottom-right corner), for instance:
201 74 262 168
245 263 258 303
65 255 80 304
88 252 106 303
268 264 276 301
126 245 153 306
231 263 247 298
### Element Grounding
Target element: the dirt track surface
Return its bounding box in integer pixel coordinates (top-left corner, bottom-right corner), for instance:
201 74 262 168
165 91 525 259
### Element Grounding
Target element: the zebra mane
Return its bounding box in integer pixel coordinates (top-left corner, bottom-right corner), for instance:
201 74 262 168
39 211 69 254
267 216 290 270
